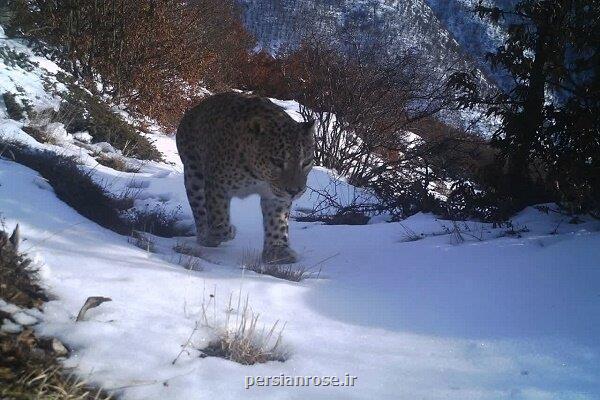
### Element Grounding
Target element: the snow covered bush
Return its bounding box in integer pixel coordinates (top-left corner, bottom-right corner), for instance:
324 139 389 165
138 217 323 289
55 82 162 161
0 142 131 234
2 92 27 121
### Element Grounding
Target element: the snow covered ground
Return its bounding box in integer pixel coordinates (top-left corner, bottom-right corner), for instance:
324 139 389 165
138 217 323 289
2 137 600 399
1 26 600 400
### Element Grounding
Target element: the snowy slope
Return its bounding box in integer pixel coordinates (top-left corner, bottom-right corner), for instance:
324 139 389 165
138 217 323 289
1 25 600 400
2 137 600 399
425 0 518 89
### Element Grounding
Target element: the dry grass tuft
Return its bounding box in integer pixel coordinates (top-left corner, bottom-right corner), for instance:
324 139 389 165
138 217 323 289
173 241 202 257
240 251 318 282
21 125 58 145
172 290 288 366
171 241 203 270
0 227 46 309
201 293 287 365
177 254 203 271
2 365 111 400
95 154 139 173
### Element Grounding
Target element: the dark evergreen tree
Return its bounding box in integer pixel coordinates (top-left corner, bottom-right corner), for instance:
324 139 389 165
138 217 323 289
451 0 600 216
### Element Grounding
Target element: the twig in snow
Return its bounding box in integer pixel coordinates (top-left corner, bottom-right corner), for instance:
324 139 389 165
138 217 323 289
76 296 112 322
172 321 200 365
550 219 564 235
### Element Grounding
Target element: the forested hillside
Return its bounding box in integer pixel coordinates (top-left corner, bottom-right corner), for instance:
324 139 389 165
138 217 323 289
239 0 498 83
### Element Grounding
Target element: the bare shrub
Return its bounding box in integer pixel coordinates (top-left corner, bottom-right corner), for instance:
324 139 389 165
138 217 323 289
294 179 379 225
124 204 189 238
279 36 497 220
440 220 488 244
398 223 424 242
284 36 452 185
11 0 254 128
235 51 290 99
502 221 530 238
0 141 131 235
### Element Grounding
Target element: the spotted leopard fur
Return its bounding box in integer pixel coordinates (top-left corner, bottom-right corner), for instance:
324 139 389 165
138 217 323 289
176 92 315 264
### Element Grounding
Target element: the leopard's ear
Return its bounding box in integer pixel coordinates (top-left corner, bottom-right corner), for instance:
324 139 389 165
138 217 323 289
300 119 316 135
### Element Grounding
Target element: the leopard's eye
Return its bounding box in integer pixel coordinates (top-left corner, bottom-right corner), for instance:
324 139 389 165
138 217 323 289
270 157 285 169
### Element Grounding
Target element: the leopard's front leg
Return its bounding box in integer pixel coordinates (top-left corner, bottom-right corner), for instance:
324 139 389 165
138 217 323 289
260 197 297 264
203 183 236 247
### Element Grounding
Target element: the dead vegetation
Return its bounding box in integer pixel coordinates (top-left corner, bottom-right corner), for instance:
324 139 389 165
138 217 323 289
0 225 46 310
398 223 424 242
0 224 111 399
10 0 254 129
171 289 287 366
240 251 319 282
21 125 58 145
177 254 203 272
1 141 187 240
95 154 139 173
55 81 163 161
127 231 155 253
201 293 287 365
0 141 132 235
293 181 378 225
124 204 189 238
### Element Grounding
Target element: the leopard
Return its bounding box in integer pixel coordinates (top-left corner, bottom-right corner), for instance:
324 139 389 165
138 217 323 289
176 92 315 264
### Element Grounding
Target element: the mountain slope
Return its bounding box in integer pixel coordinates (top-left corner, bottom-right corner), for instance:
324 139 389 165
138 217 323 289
240 0 491 81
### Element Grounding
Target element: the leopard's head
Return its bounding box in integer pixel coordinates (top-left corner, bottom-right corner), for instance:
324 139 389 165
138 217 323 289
254 118 315 200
